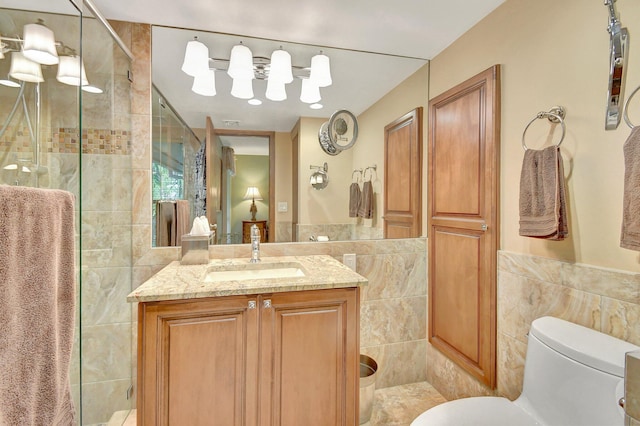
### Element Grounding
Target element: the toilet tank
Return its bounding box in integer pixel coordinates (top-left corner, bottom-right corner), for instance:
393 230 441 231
515 316 640 426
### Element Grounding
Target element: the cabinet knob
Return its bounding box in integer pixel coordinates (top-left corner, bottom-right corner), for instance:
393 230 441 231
248 300 257 309
263 299 272 309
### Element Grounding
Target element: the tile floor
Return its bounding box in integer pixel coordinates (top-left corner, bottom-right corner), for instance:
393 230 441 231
108 381 446 426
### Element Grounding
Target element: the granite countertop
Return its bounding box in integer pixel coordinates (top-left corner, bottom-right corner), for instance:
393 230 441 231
127 255 368 303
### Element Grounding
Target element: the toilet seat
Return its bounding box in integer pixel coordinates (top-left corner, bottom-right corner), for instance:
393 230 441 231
410 396 542 426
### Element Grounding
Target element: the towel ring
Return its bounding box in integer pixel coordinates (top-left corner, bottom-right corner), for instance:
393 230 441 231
352 169 362 182
522 106 566 151
364 164 377 181
623 85 640 129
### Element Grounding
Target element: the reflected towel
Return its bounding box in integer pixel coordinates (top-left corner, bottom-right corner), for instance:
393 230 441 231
519 146 568 240
349 182 361 217
358 181 374 219
156 201 176 246
0 185 76 425
175 200 191 246
222 146 236 176
621 127 640 250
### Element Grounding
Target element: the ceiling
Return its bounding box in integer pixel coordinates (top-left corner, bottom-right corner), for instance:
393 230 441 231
6 0 506 133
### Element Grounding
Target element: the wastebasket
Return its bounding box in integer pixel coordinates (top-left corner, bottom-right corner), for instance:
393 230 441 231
359 354 378 424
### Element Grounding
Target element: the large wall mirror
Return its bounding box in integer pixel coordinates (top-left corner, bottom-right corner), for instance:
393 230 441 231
151 24 429 245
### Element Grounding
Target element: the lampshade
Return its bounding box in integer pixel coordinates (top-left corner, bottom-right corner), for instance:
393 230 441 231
309 53 332 87
243 186 263 201
181 38 209 77
0 74 21 88
300 78 321 103
231 78 254 99
227 44 254 80
56 55 88 87
9 52 44 83
269 49 293 83
192 69 216 96
265 77 286 101
22 22 59 65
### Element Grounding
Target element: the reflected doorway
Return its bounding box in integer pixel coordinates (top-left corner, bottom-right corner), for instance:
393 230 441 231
209 128 275 244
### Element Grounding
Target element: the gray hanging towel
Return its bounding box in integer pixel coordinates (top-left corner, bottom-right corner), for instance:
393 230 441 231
621 126 640 250
519 145 568 240
349 182 361 217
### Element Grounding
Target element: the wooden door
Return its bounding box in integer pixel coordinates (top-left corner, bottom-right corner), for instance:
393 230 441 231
384 108 423 238
428 65 500 388
260 288 359 426
138 296 260 426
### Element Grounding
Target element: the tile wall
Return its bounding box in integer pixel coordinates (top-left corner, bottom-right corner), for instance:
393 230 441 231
426 250 640 402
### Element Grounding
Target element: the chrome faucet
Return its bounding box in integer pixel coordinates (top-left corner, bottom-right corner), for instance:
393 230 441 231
250 224 261 263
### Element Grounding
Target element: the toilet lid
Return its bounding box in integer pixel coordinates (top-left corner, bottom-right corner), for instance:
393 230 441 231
411 396 542 426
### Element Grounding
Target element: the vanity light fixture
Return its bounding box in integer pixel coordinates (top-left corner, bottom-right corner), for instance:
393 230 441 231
0 74 21 88
22 20 59 65
181 37 209 77
56 55 88 86
309 52 331 87
9 51 44 83
300 78 321 103
192 68 216 96
182 38 332 104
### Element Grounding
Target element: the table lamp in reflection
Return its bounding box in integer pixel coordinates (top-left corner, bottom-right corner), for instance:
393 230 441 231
243 186 263 221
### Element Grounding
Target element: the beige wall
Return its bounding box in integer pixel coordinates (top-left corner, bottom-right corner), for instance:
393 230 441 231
355 64 430 235
429 0 640 272
296 116 353 224
274 131 293 224
425 0 640 402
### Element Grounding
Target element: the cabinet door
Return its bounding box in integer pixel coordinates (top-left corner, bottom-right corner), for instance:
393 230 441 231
138 296 259 426
259 288 359 425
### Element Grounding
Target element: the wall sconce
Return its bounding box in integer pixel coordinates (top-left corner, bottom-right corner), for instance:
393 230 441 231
243 186 263 221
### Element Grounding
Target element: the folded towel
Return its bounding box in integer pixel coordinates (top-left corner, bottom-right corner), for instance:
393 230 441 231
175 200 191 245
0 185 77 425
519 145 568 240
621 127 640 250
349 182 361 217
358 181 374 219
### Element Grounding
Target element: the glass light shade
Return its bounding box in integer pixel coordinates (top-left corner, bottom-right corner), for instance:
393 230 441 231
300 78 321 103
310 103 323 110
310 53 332 87
0 75 21 88
230 78 254 99
22 22 59 65
227 44 254 80
82 85 103 94
265 77 286 101
56 55 88 86
243 186 263 201
248 98 262 105
192 69 216 96
9 52 44 83
181 39 209 77
269 49 293 83
0 49 4 60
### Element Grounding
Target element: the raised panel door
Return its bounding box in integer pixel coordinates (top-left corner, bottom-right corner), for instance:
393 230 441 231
259 288 359 426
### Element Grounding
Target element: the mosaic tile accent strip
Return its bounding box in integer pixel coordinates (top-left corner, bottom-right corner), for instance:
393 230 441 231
0 125 131 155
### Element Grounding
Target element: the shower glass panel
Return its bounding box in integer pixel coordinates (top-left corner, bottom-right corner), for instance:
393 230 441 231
0 1 83 420
0 2 134 424
80 9 134 426
152 85 203 247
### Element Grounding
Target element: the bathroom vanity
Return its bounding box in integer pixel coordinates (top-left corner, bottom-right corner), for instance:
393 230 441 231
128 255 367 425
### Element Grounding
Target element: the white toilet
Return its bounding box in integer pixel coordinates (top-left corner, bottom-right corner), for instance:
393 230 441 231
412 316 640 426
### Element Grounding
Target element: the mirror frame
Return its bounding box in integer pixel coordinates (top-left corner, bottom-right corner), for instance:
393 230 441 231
206 121 276 243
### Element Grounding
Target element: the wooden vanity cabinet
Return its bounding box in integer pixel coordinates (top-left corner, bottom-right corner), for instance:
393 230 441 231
137 287 360 426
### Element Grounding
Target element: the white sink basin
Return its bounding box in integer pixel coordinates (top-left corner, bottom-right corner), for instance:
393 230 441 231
204 263 306 282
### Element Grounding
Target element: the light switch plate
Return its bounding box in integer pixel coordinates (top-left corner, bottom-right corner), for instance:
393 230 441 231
343 253 356 271
278 202 288 212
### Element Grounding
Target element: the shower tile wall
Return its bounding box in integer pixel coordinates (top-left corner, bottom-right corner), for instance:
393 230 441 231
425 250 640 402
